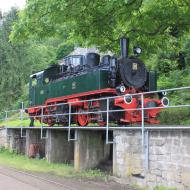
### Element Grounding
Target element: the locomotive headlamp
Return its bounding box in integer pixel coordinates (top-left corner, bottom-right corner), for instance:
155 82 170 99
124 94 133 104
119 86 126 93
161 97 169 107
162 91 167 96
133 46 142 55
116 85 126 93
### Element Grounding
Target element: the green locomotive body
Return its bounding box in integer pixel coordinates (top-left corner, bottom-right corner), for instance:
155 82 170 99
29 68 110 106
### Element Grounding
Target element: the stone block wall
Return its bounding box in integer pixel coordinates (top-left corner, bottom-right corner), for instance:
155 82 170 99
113 129 190 190
6 129 26 154
113 130 144 177
147 130 190 190
3 127 190 189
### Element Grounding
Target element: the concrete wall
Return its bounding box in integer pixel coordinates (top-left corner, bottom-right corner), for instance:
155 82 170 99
46 130 74 163
74 130 110 171
113 130 190 190
26 129 46 157
0 128 7 148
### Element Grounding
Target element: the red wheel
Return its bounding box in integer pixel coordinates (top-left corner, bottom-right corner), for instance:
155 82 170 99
47 117 55 126
77 108 89 126
98 121 106 126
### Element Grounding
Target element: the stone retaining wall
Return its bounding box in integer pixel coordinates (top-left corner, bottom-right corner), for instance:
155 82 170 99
2 127 190 190
113 130 190 190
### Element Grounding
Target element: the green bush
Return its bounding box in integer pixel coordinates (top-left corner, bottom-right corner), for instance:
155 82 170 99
159 107 190 125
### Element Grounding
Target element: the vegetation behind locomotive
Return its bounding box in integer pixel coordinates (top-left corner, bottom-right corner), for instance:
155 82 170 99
27 38 168 126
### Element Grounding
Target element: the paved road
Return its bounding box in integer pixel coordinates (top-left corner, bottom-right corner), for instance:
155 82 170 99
0 166 133 190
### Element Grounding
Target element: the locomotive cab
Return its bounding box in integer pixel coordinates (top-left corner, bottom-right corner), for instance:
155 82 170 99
62 55 84 72
43 64 60 83
29 71 44 106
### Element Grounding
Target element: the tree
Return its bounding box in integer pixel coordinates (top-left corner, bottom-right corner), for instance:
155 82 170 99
10 0 190 54
0 8 59 110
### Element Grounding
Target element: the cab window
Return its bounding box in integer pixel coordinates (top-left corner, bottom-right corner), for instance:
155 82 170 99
64 56 82 67
32 78 37 87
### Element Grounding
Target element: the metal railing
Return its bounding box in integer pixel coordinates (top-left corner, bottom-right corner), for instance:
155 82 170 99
0 87 190 127
1 86 190 169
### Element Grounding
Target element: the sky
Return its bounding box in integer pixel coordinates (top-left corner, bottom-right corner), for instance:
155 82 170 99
0 0 26 12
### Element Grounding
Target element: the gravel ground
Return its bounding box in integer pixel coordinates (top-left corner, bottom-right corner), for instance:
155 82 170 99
0 165 135 190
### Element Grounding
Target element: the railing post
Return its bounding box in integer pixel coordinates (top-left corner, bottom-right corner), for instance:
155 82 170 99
68 103 77 141
5 111 8 137
20 102 26 138
106 98 109 144
141 94 145 146
106 98 114 144
141 94 149 171
5 111 8 127
144 130 149 170
40 106 47 139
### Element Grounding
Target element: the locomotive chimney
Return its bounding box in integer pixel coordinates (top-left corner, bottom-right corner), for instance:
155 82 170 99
120 37 129 58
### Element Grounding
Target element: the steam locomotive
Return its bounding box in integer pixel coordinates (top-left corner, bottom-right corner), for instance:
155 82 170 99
27 38 168 126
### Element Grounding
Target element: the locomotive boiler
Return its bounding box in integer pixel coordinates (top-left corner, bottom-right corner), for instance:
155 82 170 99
27 38 168 126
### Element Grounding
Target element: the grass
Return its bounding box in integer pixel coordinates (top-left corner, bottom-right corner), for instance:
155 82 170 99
153 186 178 190
0 148 104 178
0 112 30 127
0 119 39 127
138 186 178 190
0 112 46 127
0 150 179 190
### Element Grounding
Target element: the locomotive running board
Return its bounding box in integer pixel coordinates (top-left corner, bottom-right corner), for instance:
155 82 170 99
45 88 116 105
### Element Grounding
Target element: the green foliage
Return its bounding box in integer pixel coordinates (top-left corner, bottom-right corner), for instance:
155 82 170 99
0 149 104 178
159 108 190 125
0 8 64 111
10 0 190 55
158 70 190 89
56 42 74 60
